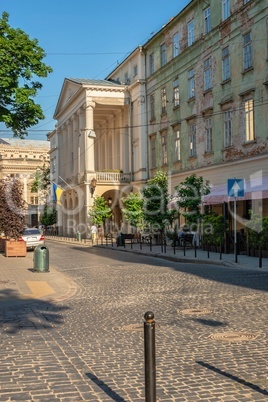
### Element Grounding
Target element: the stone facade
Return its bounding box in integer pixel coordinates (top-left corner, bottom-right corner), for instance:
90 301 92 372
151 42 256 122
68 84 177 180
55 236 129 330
0 138 50 227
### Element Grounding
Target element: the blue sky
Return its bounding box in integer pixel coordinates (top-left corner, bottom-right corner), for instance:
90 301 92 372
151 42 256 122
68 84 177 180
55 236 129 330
0 0 190 141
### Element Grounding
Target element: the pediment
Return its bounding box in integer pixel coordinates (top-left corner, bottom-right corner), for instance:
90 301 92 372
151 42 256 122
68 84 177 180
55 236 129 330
53 79 83 118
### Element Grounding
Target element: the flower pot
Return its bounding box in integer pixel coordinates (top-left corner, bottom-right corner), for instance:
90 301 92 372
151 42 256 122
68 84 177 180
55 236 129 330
4 240 27 257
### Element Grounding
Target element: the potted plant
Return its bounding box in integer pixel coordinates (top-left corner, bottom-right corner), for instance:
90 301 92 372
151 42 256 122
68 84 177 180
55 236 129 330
0 178 27 257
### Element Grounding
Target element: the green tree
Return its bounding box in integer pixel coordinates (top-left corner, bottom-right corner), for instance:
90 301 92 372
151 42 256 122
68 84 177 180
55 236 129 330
0 12 53 138
245 211 268 249
40 204 57 227
142 170 176 236
0 178 26 239
175 174 210 224
31 164 50 193
88 196 112 226
121 192 144 231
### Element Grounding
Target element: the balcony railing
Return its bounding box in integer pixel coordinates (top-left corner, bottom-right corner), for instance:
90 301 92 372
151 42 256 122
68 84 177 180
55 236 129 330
96 171 131 183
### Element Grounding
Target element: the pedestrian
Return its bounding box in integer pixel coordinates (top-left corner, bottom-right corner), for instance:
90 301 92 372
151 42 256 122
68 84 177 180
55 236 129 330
90 224 98 243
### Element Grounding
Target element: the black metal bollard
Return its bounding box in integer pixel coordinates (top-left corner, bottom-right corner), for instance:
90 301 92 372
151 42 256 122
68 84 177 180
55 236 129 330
194 241 197 258
183 240 186 257
150 236 152 252
164 237 166 254
207 244 210 259
144 311 156 402
259 246 262 268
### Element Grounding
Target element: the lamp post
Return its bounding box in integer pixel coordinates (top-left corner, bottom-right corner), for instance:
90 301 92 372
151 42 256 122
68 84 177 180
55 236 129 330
90 178 97 197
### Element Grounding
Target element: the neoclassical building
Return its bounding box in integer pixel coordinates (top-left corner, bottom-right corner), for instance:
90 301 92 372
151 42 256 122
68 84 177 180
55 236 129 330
51 0 268 237
0 138 50 227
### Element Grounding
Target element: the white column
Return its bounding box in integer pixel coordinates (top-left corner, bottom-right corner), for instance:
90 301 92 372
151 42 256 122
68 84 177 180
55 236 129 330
84 101 96 172
72 114 78 176
67 120 72 179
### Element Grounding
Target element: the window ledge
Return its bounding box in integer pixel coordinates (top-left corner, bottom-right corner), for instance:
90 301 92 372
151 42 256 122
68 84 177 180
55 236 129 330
221 79 231 86
204 151 214 157
241 67 254 75
242 140 256 146
188 155 197 160
187 97 195 104
173 105 180 111
203 88 212 95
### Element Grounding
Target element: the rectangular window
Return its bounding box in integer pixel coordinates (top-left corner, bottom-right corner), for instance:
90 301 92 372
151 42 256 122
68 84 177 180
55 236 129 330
149 53 154 75
244 99 254 142
204 57 212 91
150 94 155 120
160 43 167 67
133 65 138 77
222 47 230 81
243 32 252 70
161 88 167 114
204 7 211 34
188 69 195 99
52 157 56 173
173 76 180 107
224 110 233 147
188 20 195 46
222 0 230 20
189 124 196 157
124 72 129 84
205 117 212 153
161 135 168 165
174 129 181 161
173 32 180 57
244 0 250 3
151 137 156 168
30 196 34 204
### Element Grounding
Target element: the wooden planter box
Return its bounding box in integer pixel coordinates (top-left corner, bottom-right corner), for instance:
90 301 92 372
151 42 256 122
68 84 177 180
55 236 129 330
4 240 27 257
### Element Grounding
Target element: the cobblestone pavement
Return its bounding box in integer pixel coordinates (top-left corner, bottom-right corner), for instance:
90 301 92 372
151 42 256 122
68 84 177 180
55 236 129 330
0 241 268 401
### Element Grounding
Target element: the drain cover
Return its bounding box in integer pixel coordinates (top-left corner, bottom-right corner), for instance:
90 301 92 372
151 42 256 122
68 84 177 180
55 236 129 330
180 308 212 315
209 331 259 341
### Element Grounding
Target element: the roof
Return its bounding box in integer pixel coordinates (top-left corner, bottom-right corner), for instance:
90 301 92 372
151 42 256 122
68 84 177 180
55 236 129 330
68 78 123 87
0 138 49 149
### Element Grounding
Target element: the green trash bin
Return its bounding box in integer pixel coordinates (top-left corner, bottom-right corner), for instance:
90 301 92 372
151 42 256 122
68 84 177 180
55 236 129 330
33 245 49 272
76 231 82 242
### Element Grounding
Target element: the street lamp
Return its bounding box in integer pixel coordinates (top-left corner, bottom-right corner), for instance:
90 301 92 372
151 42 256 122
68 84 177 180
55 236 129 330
90 178 97 197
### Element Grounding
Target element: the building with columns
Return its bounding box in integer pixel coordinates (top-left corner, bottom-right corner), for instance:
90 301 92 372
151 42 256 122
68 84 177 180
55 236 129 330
0 138 50 227
51 0 268 237
50 78 133 236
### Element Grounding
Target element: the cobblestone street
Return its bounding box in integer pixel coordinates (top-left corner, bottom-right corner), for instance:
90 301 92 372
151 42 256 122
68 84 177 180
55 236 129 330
0 241 268 401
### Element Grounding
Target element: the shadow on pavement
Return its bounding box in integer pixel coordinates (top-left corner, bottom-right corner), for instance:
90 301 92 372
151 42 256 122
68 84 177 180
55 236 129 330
197 361 268 396
0 288 69 334
85 372 127 401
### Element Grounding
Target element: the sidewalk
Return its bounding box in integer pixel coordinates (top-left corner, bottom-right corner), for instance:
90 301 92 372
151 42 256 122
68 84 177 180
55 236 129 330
97 240 268 271
0 249 77 308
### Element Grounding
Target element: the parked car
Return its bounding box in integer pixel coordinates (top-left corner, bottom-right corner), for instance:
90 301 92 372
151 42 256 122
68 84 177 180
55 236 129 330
20 228 45 250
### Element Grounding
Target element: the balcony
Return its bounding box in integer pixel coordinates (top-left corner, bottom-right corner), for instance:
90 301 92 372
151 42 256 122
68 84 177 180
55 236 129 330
96 171 131 184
